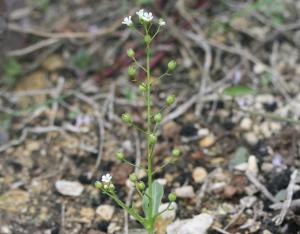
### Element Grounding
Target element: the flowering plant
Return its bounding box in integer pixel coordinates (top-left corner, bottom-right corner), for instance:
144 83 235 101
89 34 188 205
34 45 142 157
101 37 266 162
95 9 180 233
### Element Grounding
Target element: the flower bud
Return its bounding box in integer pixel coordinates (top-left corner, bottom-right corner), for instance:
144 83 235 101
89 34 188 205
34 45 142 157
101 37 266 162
168 60 176 71
144 35 151 44
127 49 135 58
137 181 145 190
121 113 132 124
128 66 136 77
149 133 157 145
103 184 109 190
116 151 124 161
166 95 175 106
129 173 138 182
95 181 103 189
109 183 115 191
139 83 147 93
154 113 162 123
172 148 181 158
168 192 176 202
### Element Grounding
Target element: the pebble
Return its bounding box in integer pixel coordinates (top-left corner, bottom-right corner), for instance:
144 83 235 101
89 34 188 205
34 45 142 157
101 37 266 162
192 167 208 183
80 207 95 221
0 190 29 212
55 180 84 197
247 155 258 175
0 226 12 234
155 203 177 234
240 118 253 131
261 162 273 172
198 128 210 137
175 185 195 198
167 213 213 234
199 134 216 148
243 132 259 145
96 205 115 221
240 196 257 208
260 121 272 138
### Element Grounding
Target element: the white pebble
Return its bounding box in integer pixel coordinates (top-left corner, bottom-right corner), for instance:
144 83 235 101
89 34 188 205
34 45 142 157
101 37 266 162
55 180 84 197
175 186 195 198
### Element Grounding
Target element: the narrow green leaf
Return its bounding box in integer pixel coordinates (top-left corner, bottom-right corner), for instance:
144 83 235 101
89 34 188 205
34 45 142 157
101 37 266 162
223 85 254 96
142 180 164 218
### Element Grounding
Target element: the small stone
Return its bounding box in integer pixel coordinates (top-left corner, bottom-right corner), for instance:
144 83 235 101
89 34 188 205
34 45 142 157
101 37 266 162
240 118 253 131
199 134 216 148
243 132 259 145
0 190 29 212
261 162 273 172
167 213 213 234
192 167 208 183
175 185 195 198
1 226 12 234
198 128 209 137
247 155 258 175
223 185 238 198
55 180 84 197
80 207 95 221
269 122 282 133
155 203 177 234
240 196 257 208
96 205 115 221
254 63 265 74
162 121 180 139
260 121 272 138
42 54 64 71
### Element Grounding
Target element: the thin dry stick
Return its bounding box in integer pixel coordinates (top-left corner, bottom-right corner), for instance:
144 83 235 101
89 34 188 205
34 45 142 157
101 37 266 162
273 170 298 225
0 126 64 153
7 38 59 57
124 129 142 234
7 19 121 39
185 31 291 100
246 171 277 203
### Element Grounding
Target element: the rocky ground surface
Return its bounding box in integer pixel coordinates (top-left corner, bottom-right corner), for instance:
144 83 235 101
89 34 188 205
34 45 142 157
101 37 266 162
1 1 300 234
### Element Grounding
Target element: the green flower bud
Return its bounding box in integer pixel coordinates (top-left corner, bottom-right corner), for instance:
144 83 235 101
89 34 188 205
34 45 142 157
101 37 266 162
168 60 177 71
129 173 138 182
166 95 176 106
116 151 125 161
95 181 103 190
103 184 109 190
172 148 181 158
168 192 177 202
127 49 135 58
149 133 157 145
109 183 115 191
144 35 151 44
139 83 147 92
154 113 162 123
128 66 136 77
121 113 132 124
137 181 145 190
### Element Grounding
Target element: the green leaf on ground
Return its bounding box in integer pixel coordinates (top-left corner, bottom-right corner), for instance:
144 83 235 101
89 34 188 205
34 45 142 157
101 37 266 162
223 85 254 96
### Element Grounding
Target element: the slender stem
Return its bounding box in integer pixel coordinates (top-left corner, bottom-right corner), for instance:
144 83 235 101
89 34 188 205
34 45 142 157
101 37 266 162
132 56 147 72
152 159 175 175
146 33 153 228
122 158 146 171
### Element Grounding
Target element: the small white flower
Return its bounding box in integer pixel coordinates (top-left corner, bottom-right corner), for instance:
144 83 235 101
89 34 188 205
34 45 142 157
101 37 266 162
142 12 153 22
122 16 133 26
136 9 144 18
101 173 112 183
159 19 166 26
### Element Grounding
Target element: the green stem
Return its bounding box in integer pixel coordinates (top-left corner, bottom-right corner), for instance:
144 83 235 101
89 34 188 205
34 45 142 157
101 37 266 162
146 37 153 226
